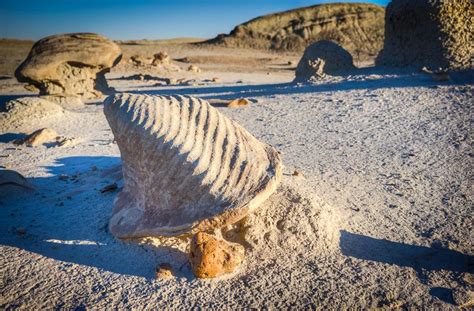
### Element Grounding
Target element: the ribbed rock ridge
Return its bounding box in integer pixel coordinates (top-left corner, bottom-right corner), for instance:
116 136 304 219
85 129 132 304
104 93 282 238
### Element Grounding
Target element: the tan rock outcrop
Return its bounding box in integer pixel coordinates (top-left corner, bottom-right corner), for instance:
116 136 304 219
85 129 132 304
294 40 355 81
152 52 170 66
189 232 245 278
206 3 385 61
15 33 122 98
104 94 282 238
376 0 473 70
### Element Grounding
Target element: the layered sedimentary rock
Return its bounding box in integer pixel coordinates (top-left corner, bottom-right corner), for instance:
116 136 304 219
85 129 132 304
376 0 474 70
206 3 385 60
104 93 282 238
294 40 355 81
15 33 122 98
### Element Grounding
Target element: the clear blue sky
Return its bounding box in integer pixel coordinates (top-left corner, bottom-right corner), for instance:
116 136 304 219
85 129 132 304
0 0 389 40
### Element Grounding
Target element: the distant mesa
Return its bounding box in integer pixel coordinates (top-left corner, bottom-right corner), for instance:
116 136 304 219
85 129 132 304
15 33 122 99
376 0 474 70
205 3 385 61
294 40 355 81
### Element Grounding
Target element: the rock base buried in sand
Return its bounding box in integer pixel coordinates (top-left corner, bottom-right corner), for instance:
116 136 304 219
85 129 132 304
189 232 245 278
104 94 281 238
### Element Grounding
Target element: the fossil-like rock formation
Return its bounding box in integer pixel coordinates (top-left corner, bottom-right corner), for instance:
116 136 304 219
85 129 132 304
376 0 474 70
206 3 385 60
294 40 355 81
104 93 282 238
15 33 122 98
189 232 245 278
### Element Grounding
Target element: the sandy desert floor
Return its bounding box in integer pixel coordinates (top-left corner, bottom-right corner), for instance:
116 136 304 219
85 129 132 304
0 41 473 309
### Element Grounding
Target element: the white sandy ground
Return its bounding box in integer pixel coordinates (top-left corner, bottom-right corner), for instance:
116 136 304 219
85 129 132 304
0 64 473 309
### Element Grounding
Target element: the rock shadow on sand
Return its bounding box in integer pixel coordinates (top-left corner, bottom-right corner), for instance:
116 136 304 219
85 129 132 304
340 230 474 274
129 67 473 102
0 156 190 279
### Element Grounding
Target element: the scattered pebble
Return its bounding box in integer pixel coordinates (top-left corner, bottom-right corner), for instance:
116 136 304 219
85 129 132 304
164 78 177 85
292 170 303 177
155 263 174 280
187 65 201 73
57 137 79 147
226 98 249 108
58 174 69 181
100 183 118 193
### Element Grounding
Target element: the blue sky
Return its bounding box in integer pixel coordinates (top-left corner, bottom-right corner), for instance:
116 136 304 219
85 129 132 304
0 0 389 40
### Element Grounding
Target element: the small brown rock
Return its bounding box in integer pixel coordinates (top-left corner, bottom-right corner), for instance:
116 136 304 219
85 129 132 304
189 232 245 278
164 78 177 85
226 98 249 108
187 65 201 73
155 263 174 279
211 77 220 83
57 137 78 147
59 174 69 181
100 182 117 193
292 170 303 177
177 57 191 63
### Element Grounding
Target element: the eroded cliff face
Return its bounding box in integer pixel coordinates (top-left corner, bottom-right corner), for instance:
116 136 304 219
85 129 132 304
376 0 474 70
207 3 385 61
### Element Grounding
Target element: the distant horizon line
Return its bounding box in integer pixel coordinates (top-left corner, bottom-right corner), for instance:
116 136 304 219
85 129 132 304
0 36 210 42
